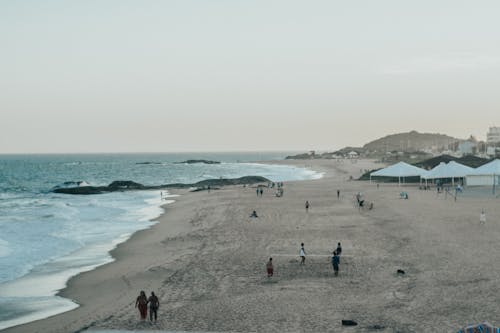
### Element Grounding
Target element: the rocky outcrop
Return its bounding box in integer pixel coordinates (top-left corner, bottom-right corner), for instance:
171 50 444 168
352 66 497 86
175 160 221 164
53 176 269 195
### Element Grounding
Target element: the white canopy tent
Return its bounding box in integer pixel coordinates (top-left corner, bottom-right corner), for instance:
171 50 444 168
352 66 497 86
466 159 500 187
370 161 428 185
422 161 474 186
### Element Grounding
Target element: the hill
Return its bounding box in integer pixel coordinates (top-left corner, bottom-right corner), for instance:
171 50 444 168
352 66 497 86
414 154 490 169
363 131 460 153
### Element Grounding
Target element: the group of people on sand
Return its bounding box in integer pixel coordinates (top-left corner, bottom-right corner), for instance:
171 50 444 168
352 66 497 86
135 291 160 322
266 242 343 278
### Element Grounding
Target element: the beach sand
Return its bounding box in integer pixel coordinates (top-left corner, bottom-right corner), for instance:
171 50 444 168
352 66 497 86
4 159 500 333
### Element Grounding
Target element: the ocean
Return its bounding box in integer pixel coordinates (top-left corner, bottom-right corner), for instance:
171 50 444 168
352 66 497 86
0 153 321 330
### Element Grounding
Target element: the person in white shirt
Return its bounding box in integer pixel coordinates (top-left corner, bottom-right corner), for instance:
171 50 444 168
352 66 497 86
299 243 306 265
480 210 486 225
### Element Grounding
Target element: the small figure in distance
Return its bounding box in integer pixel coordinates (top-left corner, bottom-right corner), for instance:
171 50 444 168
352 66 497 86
135 290 148 320
480 210 486 225
299 243 306 265
332 251 340 276
256 188 259 197
336 242 342 257
266 257 274 277
305 200 310 212
250 210 258 218
148 291 160 323
337 189 340 199
260 188 264 196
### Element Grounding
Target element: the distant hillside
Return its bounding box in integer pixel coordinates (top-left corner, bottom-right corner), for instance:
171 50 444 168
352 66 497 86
359 154 491 181
414 154 490 169
363 131 460 152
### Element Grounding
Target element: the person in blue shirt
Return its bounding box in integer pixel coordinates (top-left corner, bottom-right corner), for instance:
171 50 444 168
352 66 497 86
332 251 340 276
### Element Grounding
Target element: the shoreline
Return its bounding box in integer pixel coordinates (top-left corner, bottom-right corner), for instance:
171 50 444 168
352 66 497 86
1 161 324 332
0 191 173 331
4 158 500 332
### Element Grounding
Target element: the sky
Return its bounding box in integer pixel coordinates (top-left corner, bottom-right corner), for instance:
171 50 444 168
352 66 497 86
1 0 499 153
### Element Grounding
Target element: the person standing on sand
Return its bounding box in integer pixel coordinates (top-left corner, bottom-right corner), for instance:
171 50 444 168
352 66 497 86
256 188 259 197
260 188 264 196
305 200 310 212
135 290 148 320
480 210 486 225
300 243 306 265
336 242 342 257
148 291 160 322
337 190 340 199
332 251 340 276
266 258 274 277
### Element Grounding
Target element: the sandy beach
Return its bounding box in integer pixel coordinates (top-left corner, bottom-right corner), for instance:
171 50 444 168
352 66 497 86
4 159 500 333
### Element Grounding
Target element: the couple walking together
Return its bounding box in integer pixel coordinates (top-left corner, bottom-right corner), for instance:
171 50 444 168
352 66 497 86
135 291 160 322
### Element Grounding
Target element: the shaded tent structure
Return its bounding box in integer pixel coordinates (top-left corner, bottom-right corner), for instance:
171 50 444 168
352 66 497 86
370 161 428 185
422 161 474 186
466 159 500 187
457 321 499 333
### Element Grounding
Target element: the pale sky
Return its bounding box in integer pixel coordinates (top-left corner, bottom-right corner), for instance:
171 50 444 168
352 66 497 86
1 0 499 153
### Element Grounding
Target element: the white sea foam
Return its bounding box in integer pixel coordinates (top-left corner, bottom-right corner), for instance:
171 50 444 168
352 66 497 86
0 239 11 258
0 156 320 330
0 296 78 331
0 190 168 330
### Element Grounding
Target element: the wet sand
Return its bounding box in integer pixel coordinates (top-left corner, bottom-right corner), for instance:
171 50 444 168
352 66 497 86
4 159 500 333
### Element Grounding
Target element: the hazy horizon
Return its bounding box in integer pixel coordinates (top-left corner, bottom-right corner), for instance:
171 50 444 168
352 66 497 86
1 1 499 154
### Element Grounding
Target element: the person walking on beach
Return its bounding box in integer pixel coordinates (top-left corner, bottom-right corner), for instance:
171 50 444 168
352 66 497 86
148 291 160 322
305 200 310 212
300 243 306 265
337 190 340 199
135 290 148 320
480 210 486 225
256 188 259 197
332 251 340 276
336 242 342 257
266 258 274 277
260 188 264 196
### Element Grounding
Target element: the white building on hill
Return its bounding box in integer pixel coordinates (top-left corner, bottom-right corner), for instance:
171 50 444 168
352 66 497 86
487 127 500 143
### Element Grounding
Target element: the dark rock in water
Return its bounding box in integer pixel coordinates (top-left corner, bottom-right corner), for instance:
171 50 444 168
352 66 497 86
175 159 221 164
397 269 405 275
342 320 358 326
53 176 269 195
108 181 145 189
192 176 267 187
54 186 107 195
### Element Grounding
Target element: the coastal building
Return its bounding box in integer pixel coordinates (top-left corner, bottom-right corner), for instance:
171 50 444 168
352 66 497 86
347 151 358 159
487 127 500 143
458 141 476 155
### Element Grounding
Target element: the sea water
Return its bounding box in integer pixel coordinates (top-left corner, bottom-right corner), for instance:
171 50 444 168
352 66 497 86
0 153 321 330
